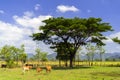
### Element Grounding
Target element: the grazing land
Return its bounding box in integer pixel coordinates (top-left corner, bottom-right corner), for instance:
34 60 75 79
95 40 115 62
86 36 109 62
0 66 120 80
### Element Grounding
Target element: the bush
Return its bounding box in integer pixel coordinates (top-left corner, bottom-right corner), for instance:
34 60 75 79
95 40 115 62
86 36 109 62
6 60 16 68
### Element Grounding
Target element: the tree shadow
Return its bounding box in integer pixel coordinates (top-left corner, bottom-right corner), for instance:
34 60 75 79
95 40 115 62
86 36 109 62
91 71 120 77
53 65 91 70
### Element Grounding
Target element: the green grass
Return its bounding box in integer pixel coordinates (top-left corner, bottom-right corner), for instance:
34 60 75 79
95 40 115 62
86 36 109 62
0 66 120 80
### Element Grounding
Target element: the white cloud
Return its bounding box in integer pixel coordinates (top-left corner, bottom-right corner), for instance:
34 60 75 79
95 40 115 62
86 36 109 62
57 5 79 13
0 20 25 49
104 42 120 53
13 12 52 33
0 11 53 54
0 21 23 41
23 11 34 17
0 10 4 14
34 4 40 11
21 40 54 54
102 37 113 43
21 39 36 53
103 32 120 43
12 12 53 54
102 32 120 53
109 32 120 39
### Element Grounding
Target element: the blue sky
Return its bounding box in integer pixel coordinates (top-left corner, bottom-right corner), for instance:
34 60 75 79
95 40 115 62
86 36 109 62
0 0 120 54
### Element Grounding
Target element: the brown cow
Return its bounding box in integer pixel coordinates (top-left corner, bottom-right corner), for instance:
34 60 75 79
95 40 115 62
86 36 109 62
46 65 52 73
36 67 42 73
22 66 31 74
25 64 33 69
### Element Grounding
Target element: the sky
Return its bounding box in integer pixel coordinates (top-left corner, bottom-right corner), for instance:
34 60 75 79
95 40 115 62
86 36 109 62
0 0 120 54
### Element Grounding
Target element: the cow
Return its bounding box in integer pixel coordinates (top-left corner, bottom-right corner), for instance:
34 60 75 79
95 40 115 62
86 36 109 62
22 66 31 74
46 65 52 73
25 64 33 69
36 67 42 73
1 64 7 68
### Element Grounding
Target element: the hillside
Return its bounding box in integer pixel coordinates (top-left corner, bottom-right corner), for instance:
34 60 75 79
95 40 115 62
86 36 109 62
27 52 120 61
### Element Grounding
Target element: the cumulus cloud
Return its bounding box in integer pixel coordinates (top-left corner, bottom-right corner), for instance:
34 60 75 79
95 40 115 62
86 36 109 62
23 11 34 17
57 5 79 13
102 32 120 44
13 11 52 33
0 21 23 41
20 39 36 53
109 32 120 39
34 4 40 11
102 32 120 53
12 12 53 54
0 10 4 14
0 11 53 54
0 20 25 49
102 37 113 44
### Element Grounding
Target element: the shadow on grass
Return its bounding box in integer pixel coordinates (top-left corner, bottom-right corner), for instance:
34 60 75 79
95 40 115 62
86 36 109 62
53 65 92 70
91 71 120 77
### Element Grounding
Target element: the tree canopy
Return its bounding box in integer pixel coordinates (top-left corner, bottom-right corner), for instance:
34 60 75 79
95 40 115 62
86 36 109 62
32 17 113 67
0 45 27 68
34 48 48 64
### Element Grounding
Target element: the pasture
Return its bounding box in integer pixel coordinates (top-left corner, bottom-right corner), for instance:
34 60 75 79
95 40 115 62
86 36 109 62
0 66 120 80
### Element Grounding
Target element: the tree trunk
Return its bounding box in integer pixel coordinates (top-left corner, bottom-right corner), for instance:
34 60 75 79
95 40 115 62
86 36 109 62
69 54 75 67
77 54 80 66
65 60 68 67
59 59 61 67
70 58 73 67
100 53 102 61
87 55 91 66
100 53 103 66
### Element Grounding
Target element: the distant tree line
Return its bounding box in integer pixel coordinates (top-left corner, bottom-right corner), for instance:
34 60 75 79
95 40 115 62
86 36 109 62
0 44 27 68
0 43 49 68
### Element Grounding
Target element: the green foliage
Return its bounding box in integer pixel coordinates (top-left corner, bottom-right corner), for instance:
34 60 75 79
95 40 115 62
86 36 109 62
34 48 48 63
6 60 16 68
18 44 27 64
19 53 27 63
112 37 120 44
55 42 70 61
85 43 98 66
0 44 27 68
97 45 105 61
40 52 48 61
32 17 113 67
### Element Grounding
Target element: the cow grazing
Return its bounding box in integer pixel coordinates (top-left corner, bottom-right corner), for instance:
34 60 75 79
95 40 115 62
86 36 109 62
22 66 31 74
46 65 52 73
36 67 42 73
1 64 7 68
25 64 33 69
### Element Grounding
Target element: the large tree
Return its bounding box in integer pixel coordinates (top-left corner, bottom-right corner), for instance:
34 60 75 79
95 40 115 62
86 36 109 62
32 17 112 67
55 42 70 67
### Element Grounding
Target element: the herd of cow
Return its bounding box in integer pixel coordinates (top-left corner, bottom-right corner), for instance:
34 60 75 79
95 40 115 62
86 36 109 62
1 64 52 74
22 64 52 74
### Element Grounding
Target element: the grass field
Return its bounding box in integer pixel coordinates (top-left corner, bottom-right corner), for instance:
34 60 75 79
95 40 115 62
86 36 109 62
0 66 120 80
